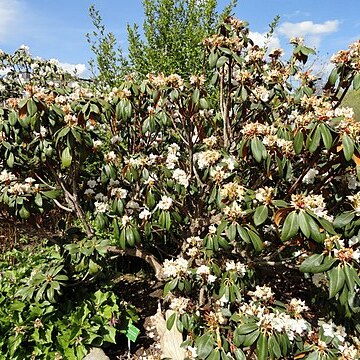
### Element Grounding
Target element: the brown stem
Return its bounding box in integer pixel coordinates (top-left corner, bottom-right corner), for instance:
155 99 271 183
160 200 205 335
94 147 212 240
47 163 94 238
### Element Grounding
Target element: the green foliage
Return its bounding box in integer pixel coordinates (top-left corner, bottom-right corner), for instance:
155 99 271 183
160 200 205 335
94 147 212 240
86 5 130 88
127 0 237 77
0 243 137 359
1 18 360 359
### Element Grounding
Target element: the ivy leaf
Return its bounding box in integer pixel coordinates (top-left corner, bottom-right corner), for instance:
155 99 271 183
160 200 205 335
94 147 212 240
281 211 299 241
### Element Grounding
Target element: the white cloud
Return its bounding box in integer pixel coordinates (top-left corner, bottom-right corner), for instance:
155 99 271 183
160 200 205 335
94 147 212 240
278 20 340 48
249 31 281 51
57 62 87 77
0 0 23 42
284 10 310 19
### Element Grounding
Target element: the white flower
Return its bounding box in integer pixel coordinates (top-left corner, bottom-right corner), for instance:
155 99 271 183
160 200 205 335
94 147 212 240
207 274 217 284
226 260 236 271
95 192 106 201
302 169 319 184
352 249 360 261
111 187 128 199
93 140 102 149
169 297 189 314
121 215 132 227
0 169 16 183
163 258 188 278
104 151 117 163
94 201 108 213
349 235 360 247
219 294 229 306
186 346 198 359
108 179 119 187
172 168 189 187
139 208 151 220
196 265 210 276
158 195 173 210
248 285 274 302
166 153 178 169
208 224 217 234
87 179 97 188
84 188 95 196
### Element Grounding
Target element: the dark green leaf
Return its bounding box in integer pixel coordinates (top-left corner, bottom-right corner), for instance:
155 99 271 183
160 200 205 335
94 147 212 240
166 312 176 330
196 333 215 359
319 123 332 149
293 131 304 154
254 205 268 226
342 134 354 161
328 265 346 298
298 210 310 238
281 211 299 241
333 211 354 228
256 332 268 360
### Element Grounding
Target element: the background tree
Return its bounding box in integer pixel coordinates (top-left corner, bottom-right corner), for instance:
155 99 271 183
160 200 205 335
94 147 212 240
86 5 130 88
87 0 237 84
127 0 237 77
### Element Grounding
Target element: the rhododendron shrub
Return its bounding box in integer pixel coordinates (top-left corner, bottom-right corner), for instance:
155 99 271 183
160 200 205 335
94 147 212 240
0 18 360 359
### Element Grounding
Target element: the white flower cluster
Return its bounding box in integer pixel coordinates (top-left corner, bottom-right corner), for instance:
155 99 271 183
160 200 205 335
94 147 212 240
225 260 247 277
169 296 190 315
255 186 274 204
195 149 221 169
162 257 189 279
319 320 347 342
196 264 216 284
220 182 245 202
185 236 203 258
158 195 173 211
94 201 108 213
139 207 151 221
166 143 180 169
172 168 189 187
257 310 309 341
291 194 333 221
347 192 360 215
248 285 274 302
223 202 246 221
0 169 16 183
302 168 319 184
104 151 117 163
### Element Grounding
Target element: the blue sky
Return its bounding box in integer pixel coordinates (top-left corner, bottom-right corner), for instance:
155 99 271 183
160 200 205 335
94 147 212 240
0 0 359 76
